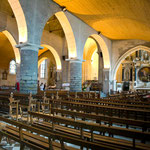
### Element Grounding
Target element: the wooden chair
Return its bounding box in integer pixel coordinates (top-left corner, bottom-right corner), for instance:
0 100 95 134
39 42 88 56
41 92 51 114
19 92 38 122
8 92 20 121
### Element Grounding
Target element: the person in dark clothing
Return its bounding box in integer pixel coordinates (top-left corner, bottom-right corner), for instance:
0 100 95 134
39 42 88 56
43 83 46 91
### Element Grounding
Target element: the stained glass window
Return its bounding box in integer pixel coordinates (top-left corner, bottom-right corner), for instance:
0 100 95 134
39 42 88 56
40 59 47 78
9 60 16 74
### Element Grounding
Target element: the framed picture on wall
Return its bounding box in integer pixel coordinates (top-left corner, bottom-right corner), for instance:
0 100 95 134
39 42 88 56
2 70 8 80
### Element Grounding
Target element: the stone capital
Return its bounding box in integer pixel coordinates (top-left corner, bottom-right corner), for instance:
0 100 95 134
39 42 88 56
65 58 84 63
103 68 110 72
56 69 62 73
16 42 43 51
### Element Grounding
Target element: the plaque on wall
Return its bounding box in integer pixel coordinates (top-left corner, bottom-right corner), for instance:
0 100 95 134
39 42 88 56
2 70 8 80
138 67 150 82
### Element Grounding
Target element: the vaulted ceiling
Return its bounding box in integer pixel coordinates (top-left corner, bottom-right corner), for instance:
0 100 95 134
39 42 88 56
44 15 64 37
0 33 15 69
0 0 13 16
54 0 150 41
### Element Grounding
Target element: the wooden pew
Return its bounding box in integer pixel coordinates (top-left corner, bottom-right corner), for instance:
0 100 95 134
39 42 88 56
0 116 116 150
0 92 150 120
46 99 150 121
67 97 150 110
0 93 19 120
51 108 150 132
0 95 11 112
43 91 98 99
28 111 150 150
68 97 150 106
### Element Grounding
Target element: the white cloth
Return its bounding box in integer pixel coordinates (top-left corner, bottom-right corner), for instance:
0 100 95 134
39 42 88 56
40 84 44 91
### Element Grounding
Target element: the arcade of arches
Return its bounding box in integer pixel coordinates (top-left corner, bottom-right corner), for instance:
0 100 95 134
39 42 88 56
0 0 150 94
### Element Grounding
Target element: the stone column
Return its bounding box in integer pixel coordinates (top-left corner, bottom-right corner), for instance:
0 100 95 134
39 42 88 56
16 43 42 94
69 59 82 92
56 70 62 89
131 66 135 92
16 63 20 82
98 51 104 83
103 68 110 94
112 79 117 91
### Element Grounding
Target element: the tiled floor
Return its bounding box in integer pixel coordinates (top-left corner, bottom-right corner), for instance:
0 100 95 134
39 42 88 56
0 137 20 150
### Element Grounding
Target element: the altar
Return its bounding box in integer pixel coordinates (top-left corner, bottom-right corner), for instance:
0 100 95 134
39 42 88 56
136 87 150 93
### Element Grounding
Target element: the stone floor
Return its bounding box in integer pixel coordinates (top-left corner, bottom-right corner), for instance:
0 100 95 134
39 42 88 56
0 111 149 149
0 136 31 150
0 137 20 150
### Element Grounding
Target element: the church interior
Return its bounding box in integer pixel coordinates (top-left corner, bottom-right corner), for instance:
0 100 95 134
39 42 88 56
0 0 150 149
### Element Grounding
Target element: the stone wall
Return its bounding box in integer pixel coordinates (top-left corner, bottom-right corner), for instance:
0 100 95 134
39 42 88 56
0 69 16 86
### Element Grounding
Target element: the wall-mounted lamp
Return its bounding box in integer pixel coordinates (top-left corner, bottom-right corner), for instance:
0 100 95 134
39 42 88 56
97 31 101 35
62 6 67 12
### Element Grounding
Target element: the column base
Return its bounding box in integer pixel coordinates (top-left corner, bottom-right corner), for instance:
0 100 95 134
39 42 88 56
20 80 37 94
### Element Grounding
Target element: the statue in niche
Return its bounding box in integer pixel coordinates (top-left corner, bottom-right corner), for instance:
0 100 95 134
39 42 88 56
138 67 150 82
124 69 130 81
48 63 56 86
144 52 148 60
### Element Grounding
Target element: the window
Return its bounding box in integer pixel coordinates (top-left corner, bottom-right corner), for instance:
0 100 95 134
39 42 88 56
9 60 16 74
40 59 47 78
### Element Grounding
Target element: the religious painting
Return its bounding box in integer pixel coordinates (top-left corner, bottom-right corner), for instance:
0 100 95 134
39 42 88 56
138 67 150 82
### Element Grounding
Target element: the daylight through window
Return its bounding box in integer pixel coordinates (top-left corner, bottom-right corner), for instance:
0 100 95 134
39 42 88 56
9 60 16 74
40 59 47 78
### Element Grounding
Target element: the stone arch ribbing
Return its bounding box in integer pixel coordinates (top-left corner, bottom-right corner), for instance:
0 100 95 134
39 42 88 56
8 0 27 43
55 11 77 59
38 57 48 68
40 44 62 71
2 30 20 64
90 34 110 69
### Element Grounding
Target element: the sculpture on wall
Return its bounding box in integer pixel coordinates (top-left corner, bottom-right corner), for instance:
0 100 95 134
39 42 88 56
138 67 150 82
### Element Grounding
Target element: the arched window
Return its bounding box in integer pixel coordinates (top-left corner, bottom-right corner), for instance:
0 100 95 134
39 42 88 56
9 60 16 74
40 59 47 78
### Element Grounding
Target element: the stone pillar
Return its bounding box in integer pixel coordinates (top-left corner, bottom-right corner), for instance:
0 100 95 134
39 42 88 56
98 51 104 83
69 59 82 92
16 43 42 94
16 63 20 82
56 70 62 89
103 69 110 94
131 66 135 92
112 79 117 91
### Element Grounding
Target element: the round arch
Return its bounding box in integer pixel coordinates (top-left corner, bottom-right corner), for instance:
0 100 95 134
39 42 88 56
83 38 97 61
2 30 20 64
38 57 48 68
112 45 150 80
40 44 62 71
55 11 77 59
88 47 97 61
90 34 110 69
82 37 99 82
8 0 27 43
